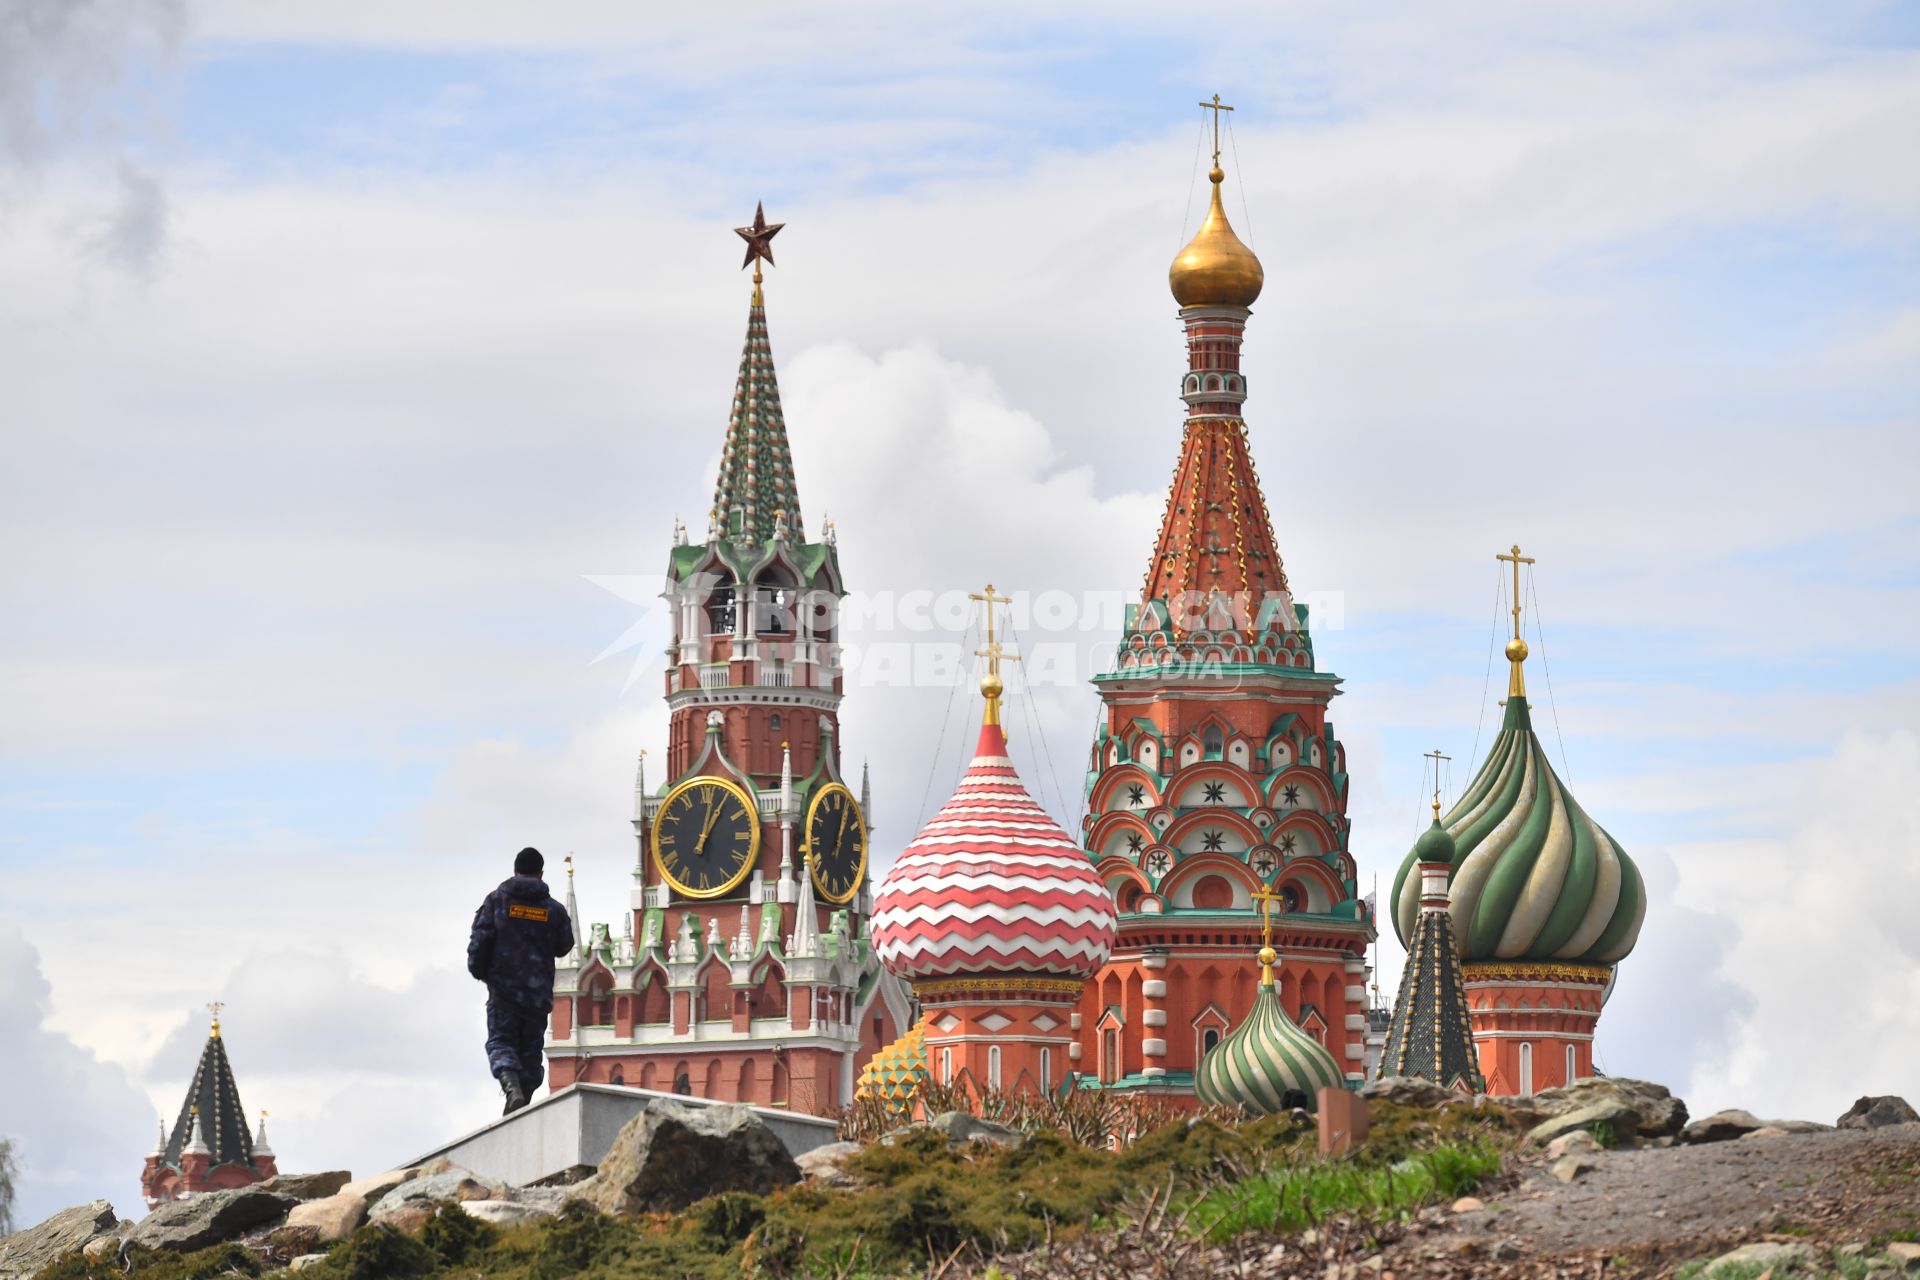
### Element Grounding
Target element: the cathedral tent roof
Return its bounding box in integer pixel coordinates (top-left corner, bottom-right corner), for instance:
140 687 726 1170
710 204 804 546
162 1013 255 1171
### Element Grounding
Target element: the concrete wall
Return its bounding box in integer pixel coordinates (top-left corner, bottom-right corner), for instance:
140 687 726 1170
407 1083 840 1189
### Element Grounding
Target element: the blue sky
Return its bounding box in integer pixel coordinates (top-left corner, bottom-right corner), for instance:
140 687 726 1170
2 0 1917 1230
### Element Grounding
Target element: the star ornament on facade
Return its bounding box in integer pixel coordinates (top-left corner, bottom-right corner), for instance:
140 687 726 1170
1203 781 1226 804
1201 829 1225 852
735 202 784 270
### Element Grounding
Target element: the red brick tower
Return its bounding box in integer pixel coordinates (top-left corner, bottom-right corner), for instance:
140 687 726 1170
1074 100 1375 1096
549 207 910 1113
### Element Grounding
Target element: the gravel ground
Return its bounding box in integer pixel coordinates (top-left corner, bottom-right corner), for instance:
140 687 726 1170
1386 1122 1920 1276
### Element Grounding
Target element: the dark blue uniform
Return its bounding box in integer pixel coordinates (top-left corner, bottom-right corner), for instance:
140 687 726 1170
467 873 574 1096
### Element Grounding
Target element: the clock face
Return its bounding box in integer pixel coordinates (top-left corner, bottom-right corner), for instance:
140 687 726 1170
804 782 867 905
653 776 761 899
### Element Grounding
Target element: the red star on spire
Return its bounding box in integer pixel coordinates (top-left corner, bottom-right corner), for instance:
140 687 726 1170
734 202 784 270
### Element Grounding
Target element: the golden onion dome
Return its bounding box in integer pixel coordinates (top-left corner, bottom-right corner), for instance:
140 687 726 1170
1169 165 1264 309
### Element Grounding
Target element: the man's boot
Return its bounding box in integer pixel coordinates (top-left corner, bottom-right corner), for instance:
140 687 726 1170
498 1070 528 1116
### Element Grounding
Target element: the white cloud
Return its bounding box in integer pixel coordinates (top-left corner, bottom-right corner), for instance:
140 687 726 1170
0 923 156 1230
1678 731 1920 1123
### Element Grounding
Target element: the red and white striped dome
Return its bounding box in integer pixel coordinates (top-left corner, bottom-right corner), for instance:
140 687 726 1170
873 722 1117 983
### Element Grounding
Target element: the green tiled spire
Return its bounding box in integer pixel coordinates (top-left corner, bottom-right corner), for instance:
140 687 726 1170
712 279 804 545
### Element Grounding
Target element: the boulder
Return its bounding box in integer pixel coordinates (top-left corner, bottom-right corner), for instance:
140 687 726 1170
1450 1197 1484 1213
1527 1078 1687 1138
1358 1077 1457 1110
1765 1118 1831 1134
1544 1129 1604 1160
289 1255 330 1272
82 1235 125 1263
286 1190 371 1244
129 1185 297 1253
381 1203 439 1234
1884 1240 1920 1266
1703 1240 1817 1276
0 1200 120 1279
1679 1109 1765 1145
262 1171 353 1200
927 1111 1027 1148
340 1168 416 1202
582 1100 800 1216
369 1168 508 1219
1527 1098 1639 1148
795 1140 864 1188
1837 1095 1919 1130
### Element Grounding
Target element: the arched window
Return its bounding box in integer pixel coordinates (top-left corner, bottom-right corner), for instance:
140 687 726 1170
1102 1030 1119 1084
1201 1027 1221 1057
1518 1042 1535 1096
769 713 782 732
1039 1047 1052 1093
705 581 737 635
673 1072 691 1096
1565 1043 1578 1085
1203 725 1224 758
609 1064 625 1086
987 1045 1002 1090
753 569 797 636
940 1047 953 1086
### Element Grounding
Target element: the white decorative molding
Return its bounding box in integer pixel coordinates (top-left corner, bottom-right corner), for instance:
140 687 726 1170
1141 1066 1167 1078
935 1014 962 1033
977 1013 1013 1032
1068 1012 1083 1031
1141 954 1168 971
1343 1043 1364 1059
1344 1014 1367 1031
1344 985 1366 1003
1030 1013 1062 1033
1142 1010 1167 1027
1142 1038 1167 1057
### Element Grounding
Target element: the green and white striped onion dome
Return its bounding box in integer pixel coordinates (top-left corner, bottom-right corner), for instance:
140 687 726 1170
1194 969 1346 1113
1392 698 1645 965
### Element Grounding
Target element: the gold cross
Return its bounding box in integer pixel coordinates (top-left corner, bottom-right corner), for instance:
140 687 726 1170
1423 748 1451 818
968 583 1019 680
207 1001 224 1037
1250 884 1281 952
1199 93 1235 165
565 853 574 879
1495 544 1536 642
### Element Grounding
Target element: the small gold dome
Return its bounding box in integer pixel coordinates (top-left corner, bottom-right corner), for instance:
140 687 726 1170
1505 637 1530 664
980 672 1004 701
1257 945 1278 968
1169 166 1264 309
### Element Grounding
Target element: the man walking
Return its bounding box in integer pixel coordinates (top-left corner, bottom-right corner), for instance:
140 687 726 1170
467 847 575 1115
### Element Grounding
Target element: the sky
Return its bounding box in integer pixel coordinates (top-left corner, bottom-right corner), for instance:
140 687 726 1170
2 0 1918 1231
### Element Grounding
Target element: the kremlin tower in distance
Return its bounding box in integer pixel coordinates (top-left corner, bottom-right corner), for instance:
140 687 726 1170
1072 99 1375 1097
142 1005 276 1207
548 207 911 1114
1389 549 1645 1095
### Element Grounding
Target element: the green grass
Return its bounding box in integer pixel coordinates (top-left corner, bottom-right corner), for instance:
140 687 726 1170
1185 1139 1506 1241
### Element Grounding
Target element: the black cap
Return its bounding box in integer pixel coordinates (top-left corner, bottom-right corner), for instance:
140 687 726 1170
514 847 544 876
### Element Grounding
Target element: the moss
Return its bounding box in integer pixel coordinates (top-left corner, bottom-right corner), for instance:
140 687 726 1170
417 1203 497 1265
297 1224 438 1280
30 1241 262 1280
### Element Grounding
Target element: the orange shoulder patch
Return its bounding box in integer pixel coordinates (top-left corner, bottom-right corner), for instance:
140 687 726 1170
507 904 551 923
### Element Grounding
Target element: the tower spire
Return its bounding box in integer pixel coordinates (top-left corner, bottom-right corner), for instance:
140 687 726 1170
713 204 804 545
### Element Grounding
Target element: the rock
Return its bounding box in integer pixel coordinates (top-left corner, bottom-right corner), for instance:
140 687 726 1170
582 1099 801 1216
1886 1240 1920 1265
81 1235 124 1263
927 1111 1027 1148
0 1199 120 1279
1743 1125 1792 1139
1545 1129 1604 1160
1450 1197 1484 1213
1836 1243 1869 1259
1679 1108 1765 1145
262 1170 353 1200
1765 1118 1831 1134
129 1186 297 1253
461 1201 557 1227
1703 1241 1817 1276
339 1168 416 1202
414 1156 458 1176
382 1202 438 1234
1528 1098 1639 1148
286 1190 371 1244
795 1140 864 1187
1528 1078 1688 1138
1837 1095 1920 1130
369 1168 508 1219
1550 1153 1603 1183
1866 1270 1902 1280
290 1255 330 1272
1359 1077 1456 1109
